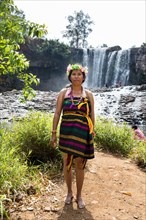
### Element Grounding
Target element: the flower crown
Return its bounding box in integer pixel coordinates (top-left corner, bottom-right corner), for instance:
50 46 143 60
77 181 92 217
66 64 88 76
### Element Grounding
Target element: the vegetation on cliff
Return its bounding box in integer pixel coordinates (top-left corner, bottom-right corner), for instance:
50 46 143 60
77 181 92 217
20 38 72 71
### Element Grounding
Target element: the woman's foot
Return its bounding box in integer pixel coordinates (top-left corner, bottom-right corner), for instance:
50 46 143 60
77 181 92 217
76 197 85 209
64 194 73 205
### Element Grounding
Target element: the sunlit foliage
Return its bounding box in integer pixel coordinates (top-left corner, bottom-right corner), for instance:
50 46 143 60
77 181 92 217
0 0 47 101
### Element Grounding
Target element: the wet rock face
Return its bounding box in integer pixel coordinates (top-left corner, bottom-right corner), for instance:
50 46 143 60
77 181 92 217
0 85 146 133
129 47 146 85
136 47 146 73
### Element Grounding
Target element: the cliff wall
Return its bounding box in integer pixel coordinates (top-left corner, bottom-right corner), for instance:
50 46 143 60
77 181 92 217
0 40 145 92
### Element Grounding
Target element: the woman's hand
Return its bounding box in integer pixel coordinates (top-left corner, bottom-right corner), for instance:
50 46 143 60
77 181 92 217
92 131 96 137
50 133 57 148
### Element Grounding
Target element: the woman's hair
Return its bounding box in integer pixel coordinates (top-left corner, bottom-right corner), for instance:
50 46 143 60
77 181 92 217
132 125 138 130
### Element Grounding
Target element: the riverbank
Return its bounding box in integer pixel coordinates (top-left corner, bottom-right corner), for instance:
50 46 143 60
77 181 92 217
0 85 146 133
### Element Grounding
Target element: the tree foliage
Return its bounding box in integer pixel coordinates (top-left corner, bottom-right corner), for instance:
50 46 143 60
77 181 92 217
21 37 71 75
0 0 47 101
25 38 71 60
63 10 94 48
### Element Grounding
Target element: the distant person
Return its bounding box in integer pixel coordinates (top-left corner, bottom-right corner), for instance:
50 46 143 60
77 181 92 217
132 125 146 141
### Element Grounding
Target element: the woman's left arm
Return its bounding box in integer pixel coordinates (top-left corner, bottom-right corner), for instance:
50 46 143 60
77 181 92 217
88 91 95 127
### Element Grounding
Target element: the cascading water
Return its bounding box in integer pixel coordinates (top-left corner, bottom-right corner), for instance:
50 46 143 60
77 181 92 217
83 47 131 89
105 51 118 86
92 48 107 88
82 49 89 88
83 48 88 67
113 49 131 86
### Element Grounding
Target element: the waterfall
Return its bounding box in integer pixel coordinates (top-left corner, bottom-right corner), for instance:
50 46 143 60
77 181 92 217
113 49 131 86
83 48 88 67
87 47 131 88
92 48 107 88
82 49 89 87
105 51 118 86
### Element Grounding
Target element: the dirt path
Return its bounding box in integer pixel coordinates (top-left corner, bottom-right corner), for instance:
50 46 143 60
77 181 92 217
10 151 146 220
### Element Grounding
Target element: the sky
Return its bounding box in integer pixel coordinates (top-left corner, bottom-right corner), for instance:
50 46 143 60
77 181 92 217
14 0 146 49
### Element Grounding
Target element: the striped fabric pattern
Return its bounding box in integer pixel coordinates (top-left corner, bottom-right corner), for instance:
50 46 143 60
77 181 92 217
59 97 94 159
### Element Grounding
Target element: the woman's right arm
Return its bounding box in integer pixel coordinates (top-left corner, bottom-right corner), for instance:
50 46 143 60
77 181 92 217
51 89 66 147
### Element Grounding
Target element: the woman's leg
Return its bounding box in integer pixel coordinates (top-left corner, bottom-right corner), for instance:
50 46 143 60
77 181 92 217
63 153 73 204
75 157 85 208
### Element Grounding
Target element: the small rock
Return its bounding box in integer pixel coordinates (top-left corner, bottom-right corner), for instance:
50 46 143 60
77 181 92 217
27 207 34 211
108 166 116 169
91 200 98 204
21 207 27 212
15 193 23 202
44 206 51 212
26 185 36 195
51 208 60 212
133 215 139 219
9 208 15 213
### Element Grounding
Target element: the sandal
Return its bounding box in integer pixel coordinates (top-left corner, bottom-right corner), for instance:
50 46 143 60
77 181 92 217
76 197 85 209
65 194 73 205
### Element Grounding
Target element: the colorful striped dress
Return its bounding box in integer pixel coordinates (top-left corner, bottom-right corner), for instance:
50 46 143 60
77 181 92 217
59 96 94 164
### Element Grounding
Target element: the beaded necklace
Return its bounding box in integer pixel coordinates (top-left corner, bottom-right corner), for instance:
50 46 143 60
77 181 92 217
68 87 83 108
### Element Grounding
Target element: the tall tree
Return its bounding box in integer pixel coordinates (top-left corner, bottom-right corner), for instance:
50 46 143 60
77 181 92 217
0 0 47 101
63 10 94 48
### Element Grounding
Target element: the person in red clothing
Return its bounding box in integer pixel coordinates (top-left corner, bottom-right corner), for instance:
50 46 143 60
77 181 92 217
132 125 146 141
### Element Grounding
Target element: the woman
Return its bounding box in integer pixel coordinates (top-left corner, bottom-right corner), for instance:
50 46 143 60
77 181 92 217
51 63 95 209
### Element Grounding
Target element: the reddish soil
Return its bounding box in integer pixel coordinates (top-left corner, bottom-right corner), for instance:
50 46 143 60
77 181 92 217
9 151 146 220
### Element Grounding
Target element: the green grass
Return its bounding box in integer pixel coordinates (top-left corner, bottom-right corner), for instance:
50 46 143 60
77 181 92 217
94 116 146 166
0 125 28 191
129 140 146 167
0 111 62 191
94 117 134 155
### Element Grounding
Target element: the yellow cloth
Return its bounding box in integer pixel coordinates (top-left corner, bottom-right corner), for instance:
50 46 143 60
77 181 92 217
78 98 93 134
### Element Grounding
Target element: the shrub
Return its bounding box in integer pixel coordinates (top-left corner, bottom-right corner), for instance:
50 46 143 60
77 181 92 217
94 117 134 156
129 140 146 167
0 111 63 192
0 123 28 191
8 111 62 164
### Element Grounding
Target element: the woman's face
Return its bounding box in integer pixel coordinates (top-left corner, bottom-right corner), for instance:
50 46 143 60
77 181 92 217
70 70 84 84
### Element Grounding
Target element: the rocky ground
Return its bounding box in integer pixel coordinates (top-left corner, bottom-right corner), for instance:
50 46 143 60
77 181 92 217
1 85 146 133
9 151 146 220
